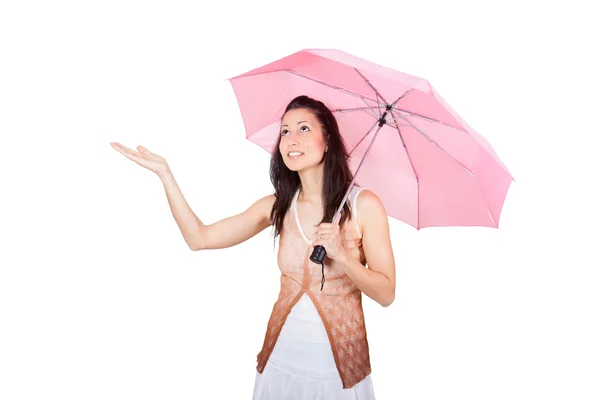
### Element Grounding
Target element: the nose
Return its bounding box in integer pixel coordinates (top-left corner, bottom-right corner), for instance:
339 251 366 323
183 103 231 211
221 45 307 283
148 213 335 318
286 136 299 147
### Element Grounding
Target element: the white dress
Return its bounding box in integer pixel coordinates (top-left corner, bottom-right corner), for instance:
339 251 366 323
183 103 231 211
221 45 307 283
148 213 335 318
252 293 376 399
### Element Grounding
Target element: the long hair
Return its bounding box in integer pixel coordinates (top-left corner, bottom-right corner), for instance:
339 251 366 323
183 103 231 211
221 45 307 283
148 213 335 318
269 95 354 242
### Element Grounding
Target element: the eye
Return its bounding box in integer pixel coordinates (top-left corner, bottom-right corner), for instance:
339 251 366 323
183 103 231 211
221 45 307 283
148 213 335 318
299 125 310 133
280 129 289 136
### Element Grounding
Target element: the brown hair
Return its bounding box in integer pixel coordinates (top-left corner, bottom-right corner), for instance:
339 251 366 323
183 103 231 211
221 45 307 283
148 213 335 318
269 95 354 242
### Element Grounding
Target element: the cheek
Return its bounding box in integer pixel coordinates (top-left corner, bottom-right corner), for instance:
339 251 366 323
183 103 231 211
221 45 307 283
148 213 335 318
306 137 325 150
309 141 327 153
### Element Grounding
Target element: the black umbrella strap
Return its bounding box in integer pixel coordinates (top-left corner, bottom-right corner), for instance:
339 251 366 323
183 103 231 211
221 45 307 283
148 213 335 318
320 262 325 291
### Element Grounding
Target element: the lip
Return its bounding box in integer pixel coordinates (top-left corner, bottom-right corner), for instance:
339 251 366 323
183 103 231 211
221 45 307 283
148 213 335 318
287 152 304 159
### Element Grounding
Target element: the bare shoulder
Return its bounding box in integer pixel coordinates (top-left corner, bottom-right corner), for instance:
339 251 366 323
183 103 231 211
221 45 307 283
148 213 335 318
256 193 276 205
356 189 386 214
355 189 388 231
253 193 276 224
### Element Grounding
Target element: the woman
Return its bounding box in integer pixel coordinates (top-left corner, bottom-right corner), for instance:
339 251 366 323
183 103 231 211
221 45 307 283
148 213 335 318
110 95 396 399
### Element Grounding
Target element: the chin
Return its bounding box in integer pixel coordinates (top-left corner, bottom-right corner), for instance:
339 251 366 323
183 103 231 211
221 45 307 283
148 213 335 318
285 164 302 172
283 155 320 172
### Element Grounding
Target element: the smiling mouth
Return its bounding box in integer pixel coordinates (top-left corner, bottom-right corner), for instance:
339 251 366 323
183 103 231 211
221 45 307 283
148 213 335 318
288 152 304 158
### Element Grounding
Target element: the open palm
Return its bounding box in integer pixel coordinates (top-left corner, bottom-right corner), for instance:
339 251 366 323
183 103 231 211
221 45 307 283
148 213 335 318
110 142 169 176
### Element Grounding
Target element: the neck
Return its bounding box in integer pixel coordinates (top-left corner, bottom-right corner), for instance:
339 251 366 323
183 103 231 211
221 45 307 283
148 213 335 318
297 164 324 205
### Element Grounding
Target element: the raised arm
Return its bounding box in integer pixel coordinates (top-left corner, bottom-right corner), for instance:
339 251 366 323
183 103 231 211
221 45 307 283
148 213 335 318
160 170 274 251
110 142 274 251
190 193 275 251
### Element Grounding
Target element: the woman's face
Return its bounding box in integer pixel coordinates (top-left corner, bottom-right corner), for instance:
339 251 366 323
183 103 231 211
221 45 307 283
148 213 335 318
279 108 328 172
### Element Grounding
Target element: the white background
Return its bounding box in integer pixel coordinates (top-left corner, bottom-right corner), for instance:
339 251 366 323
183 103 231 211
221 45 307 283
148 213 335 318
1 0 598 399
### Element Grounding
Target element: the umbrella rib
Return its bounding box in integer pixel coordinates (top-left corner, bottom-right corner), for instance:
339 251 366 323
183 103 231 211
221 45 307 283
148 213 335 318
391 109 474 175
346 123 375 158
235 68 380 105
331 106 378 119
353 68 388 112
332 106 380 119
360 97 382 119
351 69 418 121
285 70 379 105
390 117 420 229
392 108 511 176
392 107 470 135
345 96 404 159
332 106 382 113
360 108 382 122
332 107 397 128
391 109 499 225
342 114 398 158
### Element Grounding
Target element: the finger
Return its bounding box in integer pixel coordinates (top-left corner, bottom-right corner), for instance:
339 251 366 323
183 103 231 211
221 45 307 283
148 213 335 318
111 142 137 156
319 224 340 235
316 232 335 242
111 142 132 152
112 143 145 161
312 238 326 247
110 141 127 153
137 145 151 154
313 234 326 243
317 229 334 237
315 231 328 240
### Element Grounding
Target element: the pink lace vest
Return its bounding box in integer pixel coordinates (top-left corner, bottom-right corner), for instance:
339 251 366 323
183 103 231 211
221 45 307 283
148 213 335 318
256 185 371 389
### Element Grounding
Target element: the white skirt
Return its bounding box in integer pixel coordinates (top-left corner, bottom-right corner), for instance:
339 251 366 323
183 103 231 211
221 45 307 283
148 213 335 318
252 293 375 400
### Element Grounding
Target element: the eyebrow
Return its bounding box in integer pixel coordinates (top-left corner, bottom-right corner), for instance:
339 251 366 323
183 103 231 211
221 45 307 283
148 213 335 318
281 121 309 127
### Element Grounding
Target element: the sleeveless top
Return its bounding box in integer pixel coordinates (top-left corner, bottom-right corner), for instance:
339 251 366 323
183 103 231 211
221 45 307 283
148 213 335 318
256 185 371 389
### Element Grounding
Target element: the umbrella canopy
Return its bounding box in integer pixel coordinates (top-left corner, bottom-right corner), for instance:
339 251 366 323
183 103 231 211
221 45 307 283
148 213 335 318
228 49 513 229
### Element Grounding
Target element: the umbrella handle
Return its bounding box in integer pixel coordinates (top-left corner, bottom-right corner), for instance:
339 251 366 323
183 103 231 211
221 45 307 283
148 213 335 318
310 245 327 291
310 245 327 264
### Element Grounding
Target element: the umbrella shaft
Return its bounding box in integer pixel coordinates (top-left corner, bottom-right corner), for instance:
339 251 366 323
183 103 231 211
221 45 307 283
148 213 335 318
332 120 384 225
378 105 392 127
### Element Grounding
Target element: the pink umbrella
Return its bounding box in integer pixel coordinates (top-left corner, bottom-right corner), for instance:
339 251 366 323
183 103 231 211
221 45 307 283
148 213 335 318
228 49 513 263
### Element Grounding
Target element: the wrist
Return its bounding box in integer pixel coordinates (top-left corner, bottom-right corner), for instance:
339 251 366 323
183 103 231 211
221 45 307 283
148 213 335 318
335 248 352 265
158 167 173 182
